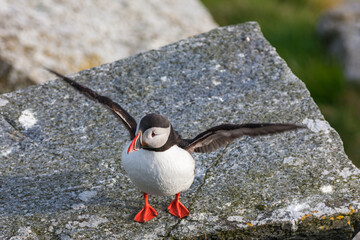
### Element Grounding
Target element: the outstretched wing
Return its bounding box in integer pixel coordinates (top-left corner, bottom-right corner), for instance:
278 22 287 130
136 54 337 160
46 68 137 139
181 123 305 154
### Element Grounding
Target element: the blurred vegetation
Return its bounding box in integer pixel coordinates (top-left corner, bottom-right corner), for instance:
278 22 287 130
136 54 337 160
201 0 360 167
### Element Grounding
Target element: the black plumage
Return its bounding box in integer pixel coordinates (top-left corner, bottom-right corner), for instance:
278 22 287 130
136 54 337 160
47 68 305 154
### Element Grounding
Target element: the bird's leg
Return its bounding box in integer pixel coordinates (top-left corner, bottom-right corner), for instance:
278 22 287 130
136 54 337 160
134 192 157 223
167 192 189 218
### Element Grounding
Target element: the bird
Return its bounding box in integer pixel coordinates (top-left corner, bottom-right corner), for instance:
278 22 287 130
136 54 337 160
46 68 305 223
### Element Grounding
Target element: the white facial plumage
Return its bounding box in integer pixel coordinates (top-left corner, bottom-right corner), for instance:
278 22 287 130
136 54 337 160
142 126 171 148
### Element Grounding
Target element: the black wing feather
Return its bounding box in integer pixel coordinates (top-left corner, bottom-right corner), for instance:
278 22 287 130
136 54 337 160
46 68 137 139
182 123 305 153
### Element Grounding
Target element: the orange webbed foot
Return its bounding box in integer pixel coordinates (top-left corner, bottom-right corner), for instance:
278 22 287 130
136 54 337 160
167 192 189 218
134 193 157 223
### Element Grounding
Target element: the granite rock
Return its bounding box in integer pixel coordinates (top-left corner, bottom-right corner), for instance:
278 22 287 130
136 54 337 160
0 22 359 239
317 0 360 83
0 0 217 93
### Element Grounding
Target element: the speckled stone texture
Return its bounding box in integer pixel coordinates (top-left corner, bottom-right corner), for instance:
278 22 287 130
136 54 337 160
0 22 359 239
0 0 217 93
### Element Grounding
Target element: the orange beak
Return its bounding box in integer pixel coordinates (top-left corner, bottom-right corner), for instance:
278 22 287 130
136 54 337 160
127 132 142 154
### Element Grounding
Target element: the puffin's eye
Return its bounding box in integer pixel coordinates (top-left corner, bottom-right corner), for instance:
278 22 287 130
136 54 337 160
151 131 156 137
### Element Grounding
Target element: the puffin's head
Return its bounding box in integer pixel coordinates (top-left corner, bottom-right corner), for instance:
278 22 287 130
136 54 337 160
127 113 172 153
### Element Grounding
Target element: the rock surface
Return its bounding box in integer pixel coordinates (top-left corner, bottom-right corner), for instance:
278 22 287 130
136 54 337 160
317 0 360 83
0 22 359 239
0 0 217 93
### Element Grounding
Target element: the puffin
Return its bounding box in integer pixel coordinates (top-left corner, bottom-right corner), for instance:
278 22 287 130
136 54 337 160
47 69 305 223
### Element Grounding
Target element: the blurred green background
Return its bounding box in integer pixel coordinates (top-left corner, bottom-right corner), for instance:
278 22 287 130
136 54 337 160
201 0 360 167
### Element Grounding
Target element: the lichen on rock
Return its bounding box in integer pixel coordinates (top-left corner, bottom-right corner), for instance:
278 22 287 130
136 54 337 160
0 22 359 239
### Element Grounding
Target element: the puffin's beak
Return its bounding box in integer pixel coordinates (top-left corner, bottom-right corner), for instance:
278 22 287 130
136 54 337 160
127 131 143 154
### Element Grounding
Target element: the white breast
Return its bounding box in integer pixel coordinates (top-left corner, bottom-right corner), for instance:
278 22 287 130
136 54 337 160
121 143 195 196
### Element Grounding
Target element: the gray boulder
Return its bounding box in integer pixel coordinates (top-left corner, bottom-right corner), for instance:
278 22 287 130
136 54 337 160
0 0 217 93
318 0 360 83
0 22 359 239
